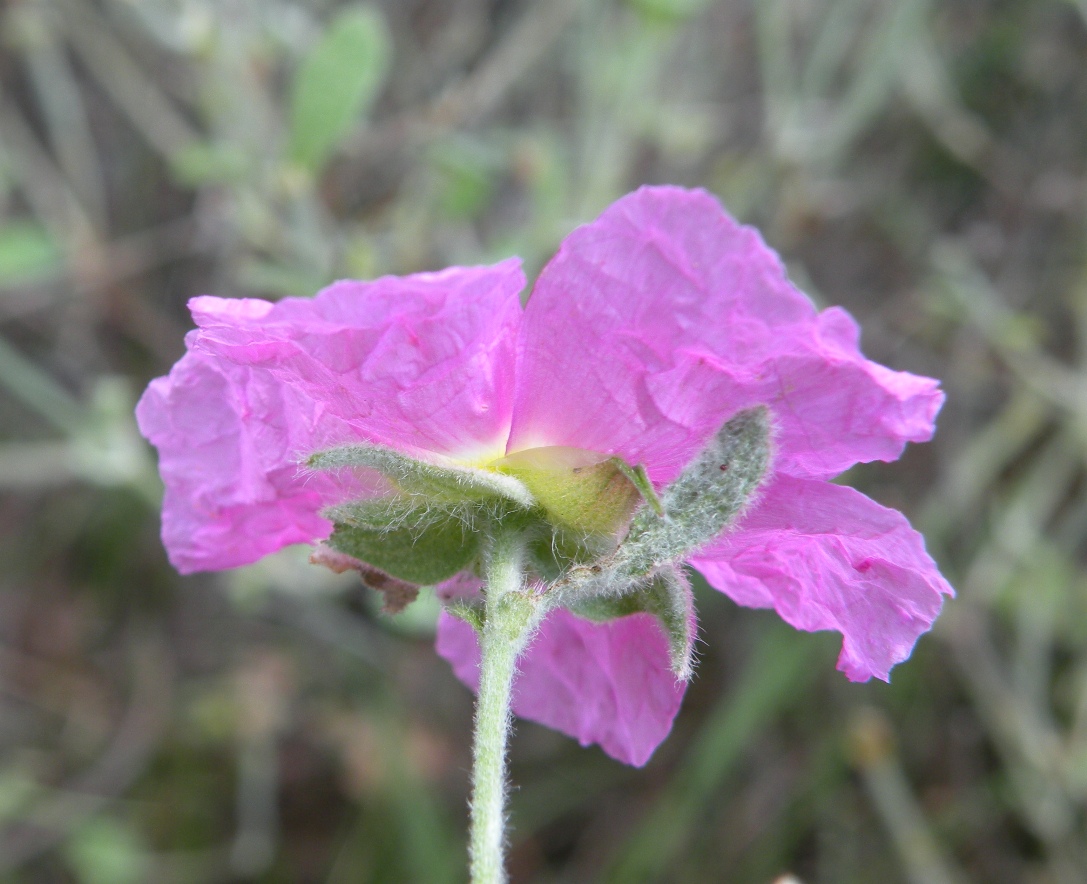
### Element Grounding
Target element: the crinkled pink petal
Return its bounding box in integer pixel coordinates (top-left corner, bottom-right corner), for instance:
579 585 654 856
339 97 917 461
135 346 377 573
436 608 685 766
189 261 525 461
689 476 953 682
508 186 943 482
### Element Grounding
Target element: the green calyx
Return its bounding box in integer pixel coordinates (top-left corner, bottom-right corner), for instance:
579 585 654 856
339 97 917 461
307 440 663 604
306 406 770 655
309 442 538 588
310 543 421 613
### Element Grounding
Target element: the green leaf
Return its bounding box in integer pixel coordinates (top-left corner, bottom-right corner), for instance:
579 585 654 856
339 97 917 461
288 5 392 171
0 222 62 286
526 520 610 583
611 458 663 515
446 598 485 634
326 498 481 585
570 565 695 679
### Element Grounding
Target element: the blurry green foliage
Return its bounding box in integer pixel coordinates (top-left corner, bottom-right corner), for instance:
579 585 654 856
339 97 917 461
0 769 39 823
237 258 331 299
64 818 148 884
430 138 500 220
287 5 392 172
169 141 250 186
0 223 62 287
627 0 713 23
610 616 824 880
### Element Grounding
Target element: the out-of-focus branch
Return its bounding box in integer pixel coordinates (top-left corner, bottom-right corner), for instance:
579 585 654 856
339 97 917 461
341 0 579 169
849 708 967 884
0 631 172 871
54 0 200 159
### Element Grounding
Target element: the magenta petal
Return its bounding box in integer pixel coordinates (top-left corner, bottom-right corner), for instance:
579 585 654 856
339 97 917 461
689 476 953 682
135 347 375 573
436 608 685 766
508 186 942 482
760 307 945 478
190 260 526 461
434 572 484 603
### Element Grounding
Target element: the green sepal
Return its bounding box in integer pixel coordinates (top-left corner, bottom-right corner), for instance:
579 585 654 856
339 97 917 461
550 407 771 605
525 521 614 584
611 459 664 516
569 566 696 680
308 443 535 509
491 446 645 536
618 407 771 576
446 599 485 635
324 498 480 585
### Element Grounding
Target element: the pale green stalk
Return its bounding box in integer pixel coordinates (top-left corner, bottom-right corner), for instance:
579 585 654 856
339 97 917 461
468 529 538 884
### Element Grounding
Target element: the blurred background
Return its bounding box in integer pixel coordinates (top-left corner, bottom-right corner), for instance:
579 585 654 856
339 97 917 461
0 0 1085 881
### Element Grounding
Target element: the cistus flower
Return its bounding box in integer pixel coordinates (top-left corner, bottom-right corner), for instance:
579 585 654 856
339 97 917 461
137 186 952 767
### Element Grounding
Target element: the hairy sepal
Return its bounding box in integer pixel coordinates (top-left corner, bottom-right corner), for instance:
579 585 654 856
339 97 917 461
552 407 771 603
310 543 421 613
446 598 486 634
324 497 482 586
308 443 535 509
619 407 771 575
569 565 696 680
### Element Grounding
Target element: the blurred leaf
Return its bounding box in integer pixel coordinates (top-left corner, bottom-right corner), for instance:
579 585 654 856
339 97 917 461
429 139 500 220
0 769 39 821
0 222 62 286
709 154 775 220
64 818 148 884
170 141 250 185
237 258 329 298
288 5 391 172
70 377 157 494
343 231 377 278
627 0 711 22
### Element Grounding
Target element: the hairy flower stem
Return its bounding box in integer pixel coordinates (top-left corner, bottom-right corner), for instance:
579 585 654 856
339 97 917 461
469 529 538 884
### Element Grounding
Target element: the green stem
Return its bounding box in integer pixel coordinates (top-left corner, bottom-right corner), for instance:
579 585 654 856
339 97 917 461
469 529 537 884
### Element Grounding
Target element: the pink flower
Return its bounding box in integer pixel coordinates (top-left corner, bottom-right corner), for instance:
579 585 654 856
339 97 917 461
137 186 951 767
